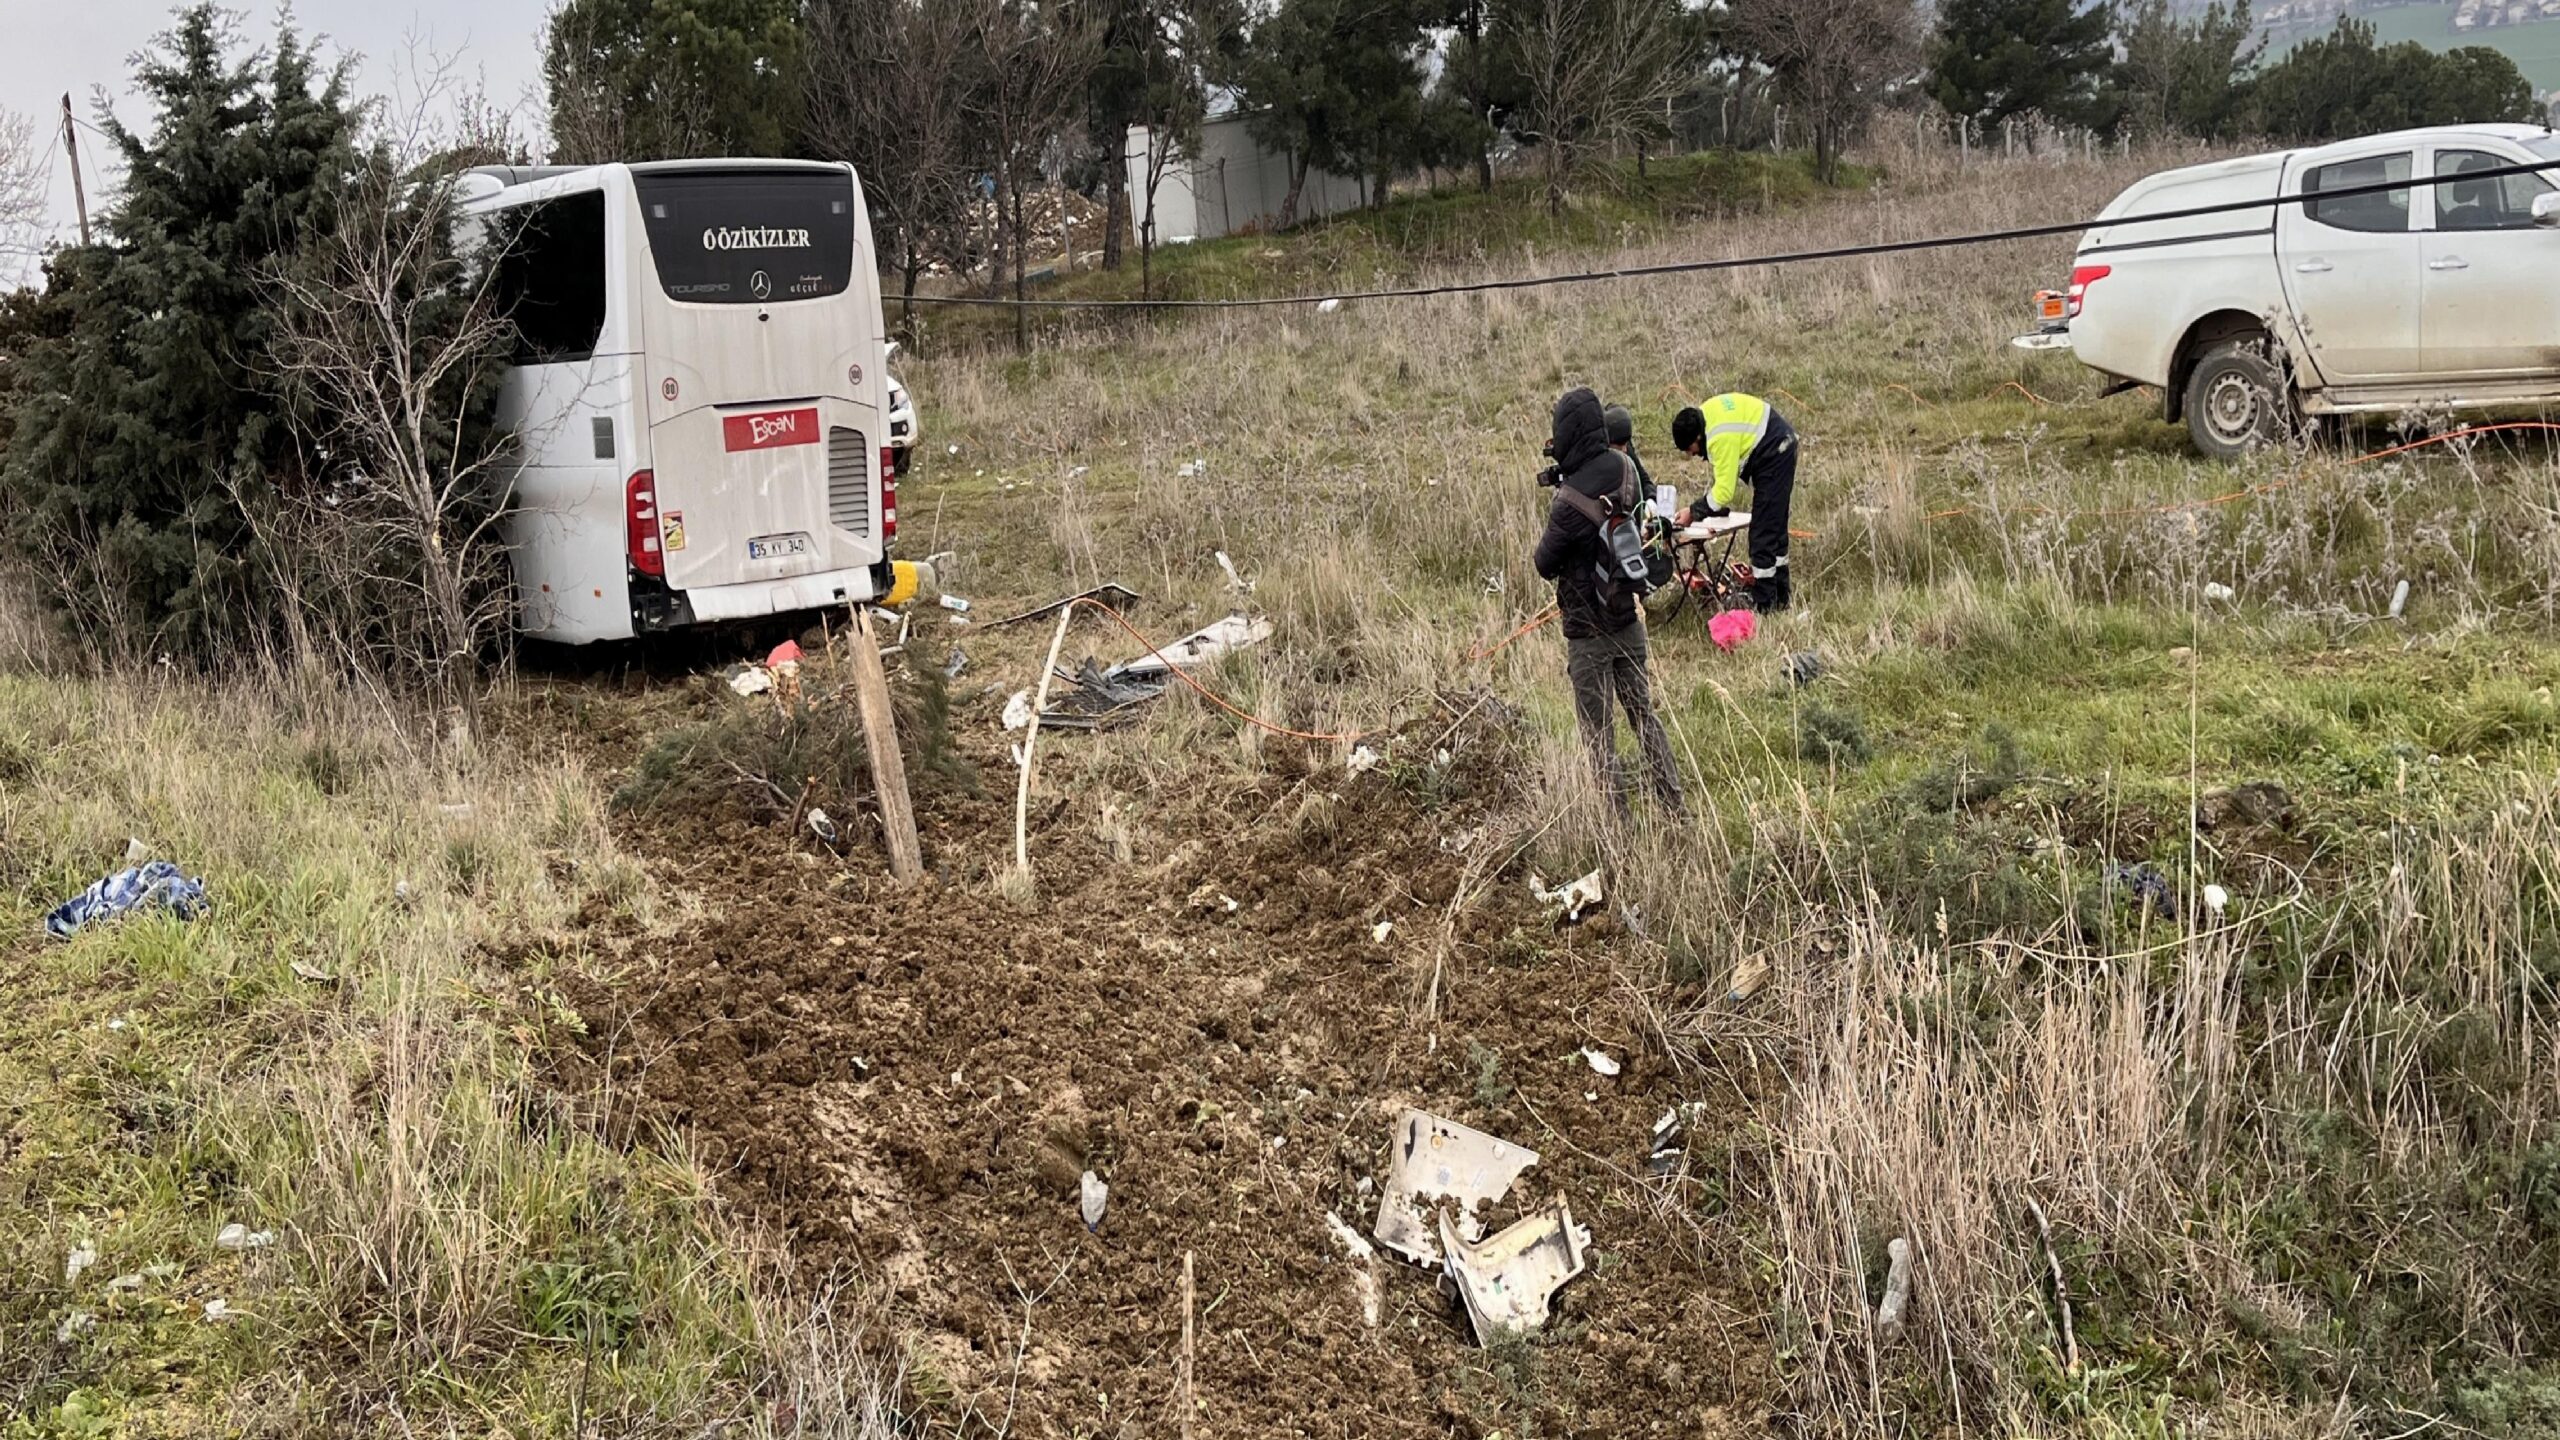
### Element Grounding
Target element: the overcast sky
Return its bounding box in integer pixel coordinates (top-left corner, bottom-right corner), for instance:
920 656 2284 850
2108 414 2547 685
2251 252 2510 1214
5 1 550 282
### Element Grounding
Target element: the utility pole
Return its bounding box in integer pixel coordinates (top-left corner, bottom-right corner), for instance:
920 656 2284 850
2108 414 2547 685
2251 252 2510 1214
60 94 90 247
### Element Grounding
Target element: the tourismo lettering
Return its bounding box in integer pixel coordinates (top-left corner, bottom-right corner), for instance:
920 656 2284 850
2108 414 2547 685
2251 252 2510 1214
701 226 813 251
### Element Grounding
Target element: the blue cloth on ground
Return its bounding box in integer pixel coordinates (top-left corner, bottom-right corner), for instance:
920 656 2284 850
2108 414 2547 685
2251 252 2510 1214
45 861 210 939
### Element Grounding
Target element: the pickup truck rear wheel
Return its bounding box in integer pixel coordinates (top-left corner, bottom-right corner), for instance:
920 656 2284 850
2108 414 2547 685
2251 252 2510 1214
2184 342 2291 460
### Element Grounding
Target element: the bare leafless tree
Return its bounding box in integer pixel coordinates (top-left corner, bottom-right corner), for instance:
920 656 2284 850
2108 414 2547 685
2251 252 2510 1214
803 0 983 331
0 108 50 270
262 77 520 739
1728 0 1918 183
1500 0 1691 217
971 0 1104 349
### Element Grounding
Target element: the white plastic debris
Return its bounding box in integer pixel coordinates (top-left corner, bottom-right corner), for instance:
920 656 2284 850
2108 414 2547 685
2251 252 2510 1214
1875 1236 1914 1334
1316 297 1344 314
1324 1210 1384 1326
214 1223 274 1252
124 837 151 865
202 1299 235 1322
1371 1110 1543 1268
1215 550 1254 593
808 808 839 845
1080 1171 1108 1230
1177 460 1201 479
728 667 773 697
104 1018 126 1032
1440 1197 1591 1342
1372 920 1394 943
2202 883 2230 915
102 1273 143 1293
2202 581 2236 602
288 960 336 985
938 594 972 613
1581 1048 1621 1078
65 1243 97 1284
2389 579 2411 620
1347 745 1382 775
1002 689 1034 731
56 1312 94 1343
1529 870 1607 925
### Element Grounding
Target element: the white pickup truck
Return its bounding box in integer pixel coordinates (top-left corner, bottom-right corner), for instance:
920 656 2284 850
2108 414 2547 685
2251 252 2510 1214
2016 123 2560 458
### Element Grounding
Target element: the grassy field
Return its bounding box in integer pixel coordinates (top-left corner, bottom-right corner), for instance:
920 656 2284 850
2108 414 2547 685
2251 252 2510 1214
7 131 2560 1436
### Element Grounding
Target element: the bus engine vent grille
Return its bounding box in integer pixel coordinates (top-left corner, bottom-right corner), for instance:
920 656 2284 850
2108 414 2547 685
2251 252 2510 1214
827 426 871 535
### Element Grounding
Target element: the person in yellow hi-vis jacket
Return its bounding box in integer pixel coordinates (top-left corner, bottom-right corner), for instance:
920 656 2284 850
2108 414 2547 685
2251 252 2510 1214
1670 393 1797 612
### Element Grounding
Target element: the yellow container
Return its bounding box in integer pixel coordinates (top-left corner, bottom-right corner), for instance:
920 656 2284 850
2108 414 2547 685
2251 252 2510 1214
881 559 934 608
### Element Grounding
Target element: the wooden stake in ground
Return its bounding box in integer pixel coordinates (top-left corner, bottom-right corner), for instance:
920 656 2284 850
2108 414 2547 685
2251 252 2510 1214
1180 1250 1197 1440
844 605 923 882
1013 605 1078 879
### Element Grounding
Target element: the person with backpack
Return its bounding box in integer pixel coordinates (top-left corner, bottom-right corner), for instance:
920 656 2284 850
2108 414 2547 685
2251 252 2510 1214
1671 392 1798 612
1533 388 1686 818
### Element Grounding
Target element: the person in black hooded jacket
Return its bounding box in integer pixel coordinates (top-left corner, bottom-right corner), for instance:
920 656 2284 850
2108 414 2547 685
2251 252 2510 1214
1532 388 1686 817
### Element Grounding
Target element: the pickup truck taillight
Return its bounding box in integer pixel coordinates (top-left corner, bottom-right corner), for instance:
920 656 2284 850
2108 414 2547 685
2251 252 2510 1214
878 447 897 540
2066 264 2111 318
626 469 663 578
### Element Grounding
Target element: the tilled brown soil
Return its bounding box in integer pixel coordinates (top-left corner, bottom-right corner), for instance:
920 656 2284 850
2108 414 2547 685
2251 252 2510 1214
550 675 1775 1439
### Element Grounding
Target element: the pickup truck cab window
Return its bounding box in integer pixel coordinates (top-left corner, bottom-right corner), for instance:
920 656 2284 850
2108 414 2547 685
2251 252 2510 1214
2304 153 2414 233
2432 148 2553 231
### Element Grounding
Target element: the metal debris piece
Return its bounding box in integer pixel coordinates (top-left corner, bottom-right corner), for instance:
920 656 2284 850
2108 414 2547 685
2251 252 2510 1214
1370 1110 1541 1269
944 646 970 679
808 809 840 845
1038 657 1167 729
1528 869 1606 925
987 583 1142 630
1113 614 1272 681
1785 651 1826 687
1648 1103 1706 1177
1080 1171 1108 1231
1439 1196 1591 1342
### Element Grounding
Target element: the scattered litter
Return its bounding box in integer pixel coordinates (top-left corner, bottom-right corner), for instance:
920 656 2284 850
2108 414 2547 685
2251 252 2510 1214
1584 1090 1598 1102
1003 690 1035 731
2105 861 2177 920
987 583 1141 629
1112 614 1272 680
56 1312 93 1343
728 667 774 697
2389 579 2411 620
947 614 970 627
2202 581 2236 602
1439 1196 1591 1342
1066 464 1089 479
288 960 336 985
943 647 970 679
1347 745 1382 775
1222 894 1240 913
946 443 960 455
105 1017 126 1032
1372 920 1394 943
1528 869 1606 926
808 809 839 845
1580 1048 1621 1078
1727 953 1770 1002
394 880 412 905
1323 1210 1383 1325
46 862 209 940
201 1299 235 1323
2202 883 2230 915
2168 646 2195 662
1875 1236 1914 1334
102 1273 143 1293
123 837 151 865
1079 1171 1108 1231
1648 1103 1706 1177
65 1243 97 1284
1785 651 1826 687
1371 1109 1542 1268
215 1223 275 1251
1316 297 1343 314
1271 1135 1286 1149
767 639 803 669
1215 551 1254 594
938 594 972 613
1708 608 1758 652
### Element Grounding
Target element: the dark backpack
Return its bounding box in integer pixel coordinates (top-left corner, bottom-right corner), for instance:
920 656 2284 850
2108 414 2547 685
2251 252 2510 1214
1556 452 1657 599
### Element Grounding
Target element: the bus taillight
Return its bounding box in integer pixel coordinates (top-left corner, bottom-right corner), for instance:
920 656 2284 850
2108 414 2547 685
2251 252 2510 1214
626 470 664 578
879 447 897 540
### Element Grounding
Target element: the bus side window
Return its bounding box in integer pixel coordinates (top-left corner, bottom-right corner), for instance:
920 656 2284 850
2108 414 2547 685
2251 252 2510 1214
495 191 608 364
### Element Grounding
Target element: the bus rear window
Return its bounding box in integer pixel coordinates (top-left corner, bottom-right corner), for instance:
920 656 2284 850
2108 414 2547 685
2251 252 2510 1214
633 169 857 305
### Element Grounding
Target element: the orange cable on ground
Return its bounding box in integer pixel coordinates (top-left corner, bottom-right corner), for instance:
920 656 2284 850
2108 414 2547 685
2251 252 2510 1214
1997 379 2052 407
1466 605 1560 662
1884 382 1936 409
2343 420 2560 466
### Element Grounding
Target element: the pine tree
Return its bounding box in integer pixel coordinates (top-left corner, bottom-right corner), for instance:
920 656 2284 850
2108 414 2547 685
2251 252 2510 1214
0 6 361 657
543 0 803 162
1929 0 2116 131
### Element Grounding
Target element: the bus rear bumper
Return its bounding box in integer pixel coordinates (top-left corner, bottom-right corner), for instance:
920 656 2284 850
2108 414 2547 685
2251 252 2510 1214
663 564 884 629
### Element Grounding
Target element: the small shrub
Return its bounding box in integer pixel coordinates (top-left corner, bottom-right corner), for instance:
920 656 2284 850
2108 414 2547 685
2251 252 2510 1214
1794 700 1872 766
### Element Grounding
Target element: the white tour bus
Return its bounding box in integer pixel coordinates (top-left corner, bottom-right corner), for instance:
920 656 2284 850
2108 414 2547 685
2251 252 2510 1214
460 159 896 644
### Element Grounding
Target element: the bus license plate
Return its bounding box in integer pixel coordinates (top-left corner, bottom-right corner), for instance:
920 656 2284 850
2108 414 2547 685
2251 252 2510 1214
748 534 809 560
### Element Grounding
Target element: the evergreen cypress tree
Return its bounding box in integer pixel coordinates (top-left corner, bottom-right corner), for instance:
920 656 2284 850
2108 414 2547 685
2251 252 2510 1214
0 5 359 657
1929 0 2116 131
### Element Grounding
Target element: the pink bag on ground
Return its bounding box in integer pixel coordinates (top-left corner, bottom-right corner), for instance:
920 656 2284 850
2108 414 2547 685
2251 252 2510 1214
1708 608 1758 653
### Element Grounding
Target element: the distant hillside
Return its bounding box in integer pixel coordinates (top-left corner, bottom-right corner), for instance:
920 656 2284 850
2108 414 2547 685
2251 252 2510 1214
2263 0 2560 96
